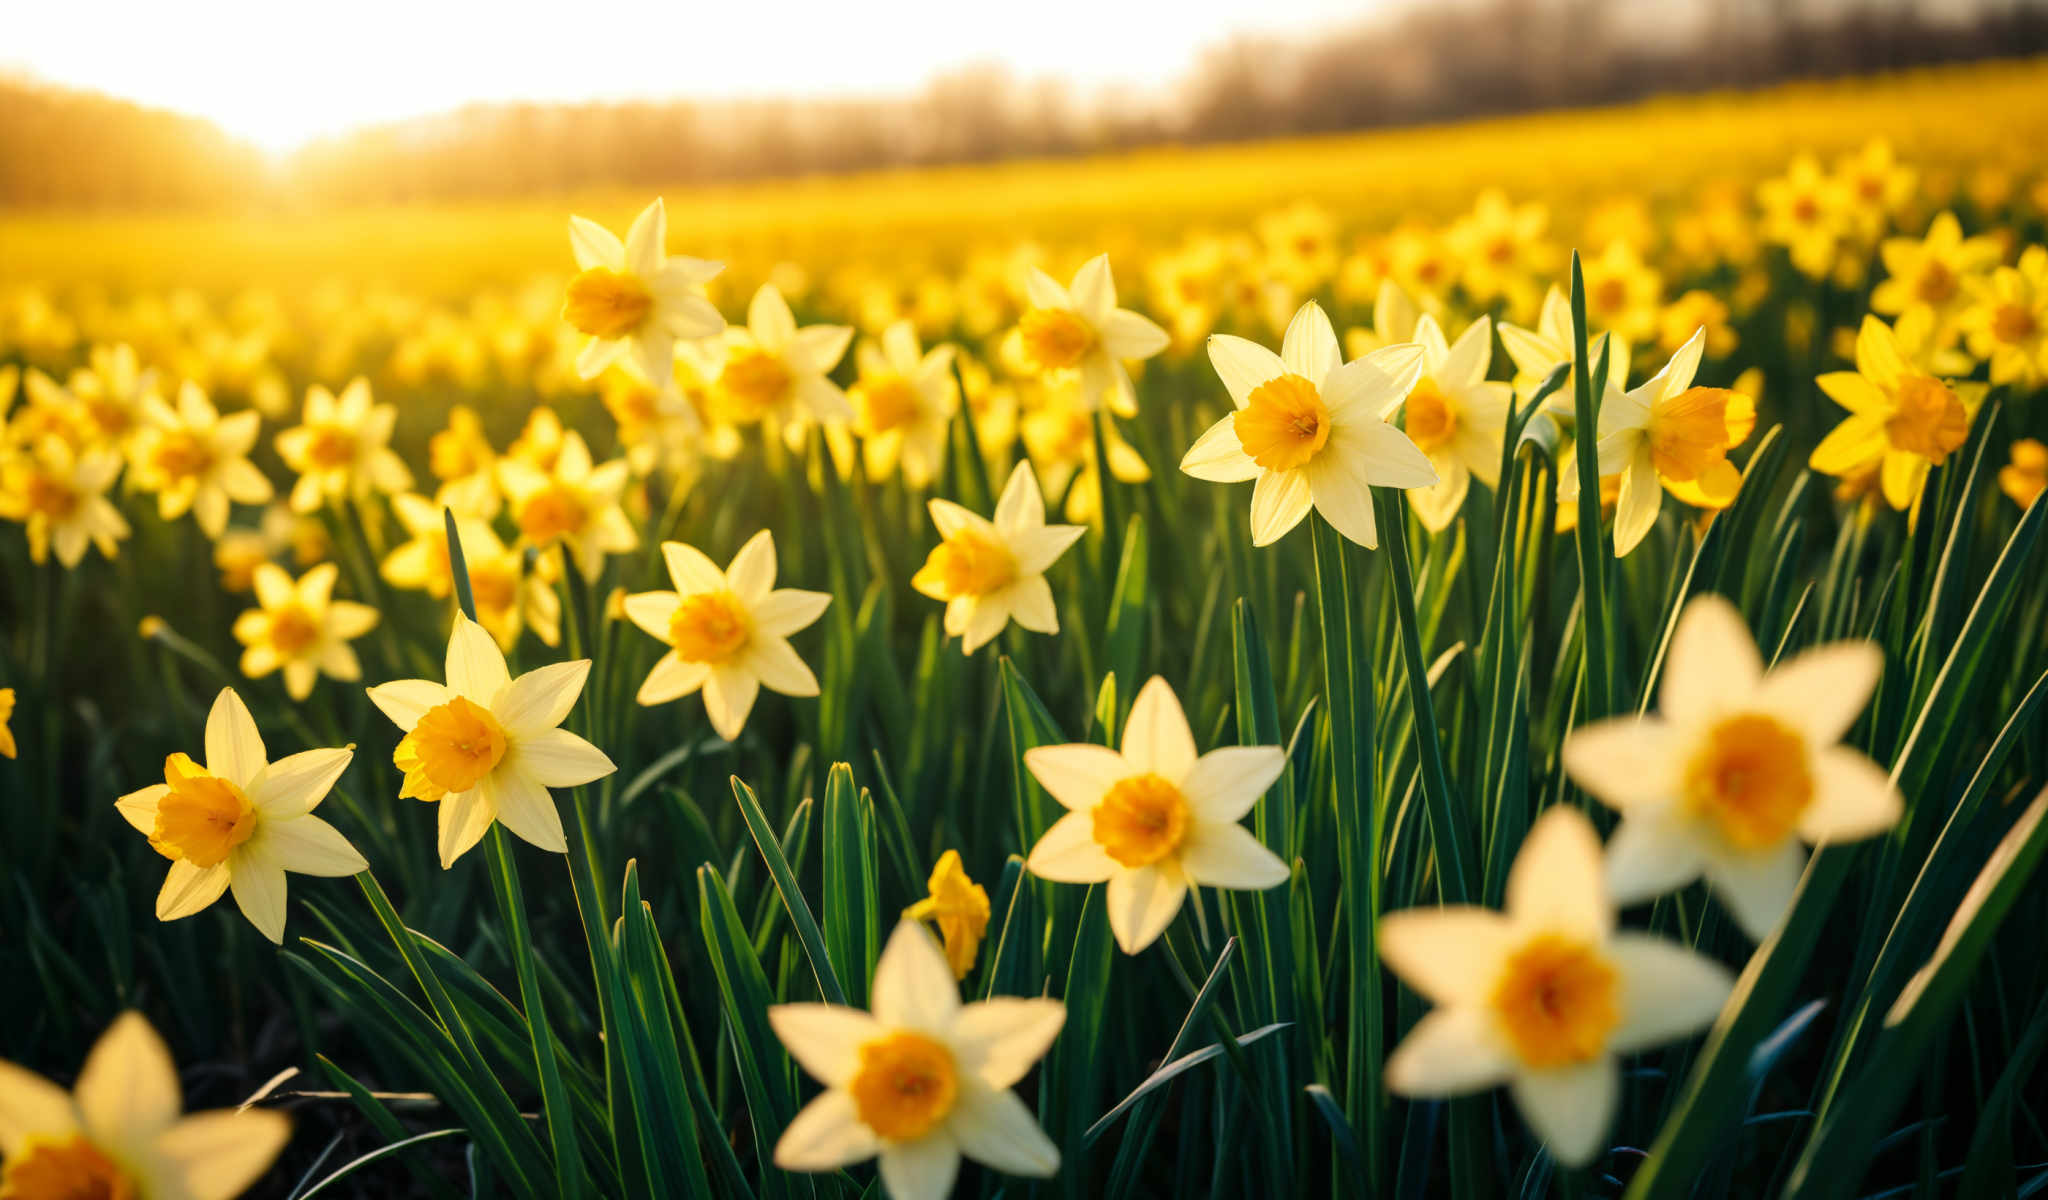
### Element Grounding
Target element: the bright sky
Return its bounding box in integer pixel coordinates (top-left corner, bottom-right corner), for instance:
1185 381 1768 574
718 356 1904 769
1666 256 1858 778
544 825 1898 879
8 0 1381 153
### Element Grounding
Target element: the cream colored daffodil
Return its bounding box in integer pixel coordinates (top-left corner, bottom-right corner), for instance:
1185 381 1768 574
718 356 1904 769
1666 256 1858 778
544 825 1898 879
0 1011 291 1200
1380 806 1733 1167
713 284 854 450
496 429 638 581
564 197 725 383
911 460 1082 655
623 530 830 741
850 321 958 487
770 920 1063 1200
1402 314 1512 533
1562 594 1903 940
114 688 364 943
367 612 615 868
1013 255 1169 415
1180 301 1433 548
1023 677 1290 953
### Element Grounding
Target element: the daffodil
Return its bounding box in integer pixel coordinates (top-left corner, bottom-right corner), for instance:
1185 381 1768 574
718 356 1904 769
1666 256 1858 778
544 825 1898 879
0 1011 291 1199
114 688 364 942
1870 211 2000 345
1341 278 1425 361
906 851 990 980
130 382 273 538
1561 594 1903 940
1811 314 1987 510
1959 245 2048 388
497 430 638 581
66 342 158 447
623 530 829 741
1023 676 1290 953
1379 806 1733 1167
769 920 1063 1200
1999 438 2046 509
1577 241 1664 347
850 321 958 487
564 197 724 383
367 612 615 867
0 436 129 567
911 461 1082 655
380 492 558 648
1561 328 1756 555
1401 314 1511 533
1758 154 1848 279
712 284 854 449
1498 284 1631 414
232 563 379 701
1016 377 1149 524
275 378 412 513
1180 300 1432 548
425 404 501 518
1013 255 1169 415
1447 189 1552 312
0 687 15 759
1833 138 1916 240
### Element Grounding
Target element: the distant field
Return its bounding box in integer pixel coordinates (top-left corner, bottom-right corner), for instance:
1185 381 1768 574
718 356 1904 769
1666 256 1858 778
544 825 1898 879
4 56 2045 293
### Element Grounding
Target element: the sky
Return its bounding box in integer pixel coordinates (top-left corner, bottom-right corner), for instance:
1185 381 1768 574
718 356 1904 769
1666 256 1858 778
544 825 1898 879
8 0 1381 153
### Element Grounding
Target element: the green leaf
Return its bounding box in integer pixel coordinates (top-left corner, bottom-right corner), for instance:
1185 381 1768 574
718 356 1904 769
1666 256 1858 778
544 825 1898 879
731 776 848 1007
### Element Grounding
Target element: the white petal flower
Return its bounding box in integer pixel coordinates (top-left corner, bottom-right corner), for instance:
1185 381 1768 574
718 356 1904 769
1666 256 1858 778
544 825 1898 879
1022 677 1289 953
1561 593 1902 940
771 922 1063 1200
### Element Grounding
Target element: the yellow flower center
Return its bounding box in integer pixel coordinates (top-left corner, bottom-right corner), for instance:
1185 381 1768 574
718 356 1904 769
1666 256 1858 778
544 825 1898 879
1091 772 1190 869
1019 308 1097 370
1991 302 2038 344
562 267 654 339
429 427 488 480
1490 934 1621 1069
84 401 133 440
149 752 256 869
0 1134 136 1200
848 1031 959 1142
1684 712 1813 851
856 376 921 434
1404 378 1459 453
1650 387 1739 483
266 605 321 656
718 348 793 421
1233 373 1331 473
1914 260 1956 306
406 696 508 796
21 472 80 522
150 429 215 482
669 591 751 664
518 484 589 543
1592 277 1629 316
1791 193 1821 223
1884 375 1968 464
470 562 519 618
918 530 1015 599
303 425 358 470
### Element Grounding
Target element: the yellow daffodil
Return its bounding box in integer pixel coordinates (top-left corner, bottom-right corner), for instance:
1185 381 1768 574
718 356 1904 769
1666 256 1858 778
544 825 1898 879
1870 211 2001 345
1180 300 1432 548
0 436 129 567
1380 807 1733 1167
66 342 158 448
425 404 501 518
1016 378 1149 524
1023 676 1289 954
231 563 379 701
1959 245 2048 388
1834 138 1917 241
114 688 364 942
129 382 273 539
769 920 1063 1200
849 321 958 487
1498 284 1631 413
367 612 614 867
1758 154 1848 279
1562 595 1902 940
1256 200 1340 291
1401 314 1511 534
906 851 990 980
1014 255 1169 415
623 530 830 741
713 284 854 449
564 197 725 382
0 688 15 759
1659 289 1737 359
0 1011 290 1199
1562 328 1756 555
275 378 413 513
912 461 1082 655
381 493 557 652
1811 314 1987 510
497 430 637 581
1447 189 1552 313
1341 278 1425 362
1999 438 2046 509
1577 241 1664 347
506 405 567 471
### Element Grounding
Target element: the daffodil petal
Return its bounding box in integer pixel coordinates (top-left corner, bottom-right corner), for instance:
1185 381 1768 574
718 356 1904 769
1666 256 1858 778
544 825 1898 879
493 659 591 737
768 1004 883 1087
870 921 961 1032
203 688 266 790
1025 812 1119 884
774 1090 882 1172
156 1108 294 1200
73 1011 182 1149
1607 933 1734 1053
1104 864 1187 954
1603 814 1707 905
947 1084 1060 1177
260 813 366 877
1504 807 1611 941
1509 1058 1617 1168
951 998 1066 1090
509 727 616 789
490 769 568 854
1384 1006 1515 1096
1180 745 1287 823
1378 906 1515 1007
1799 745 1904 843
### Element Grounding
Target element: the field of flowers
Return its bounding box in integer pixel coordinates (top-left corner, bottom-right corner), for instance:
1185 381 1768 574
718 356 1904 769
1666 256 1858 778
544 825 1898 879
3 55 2047 1200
